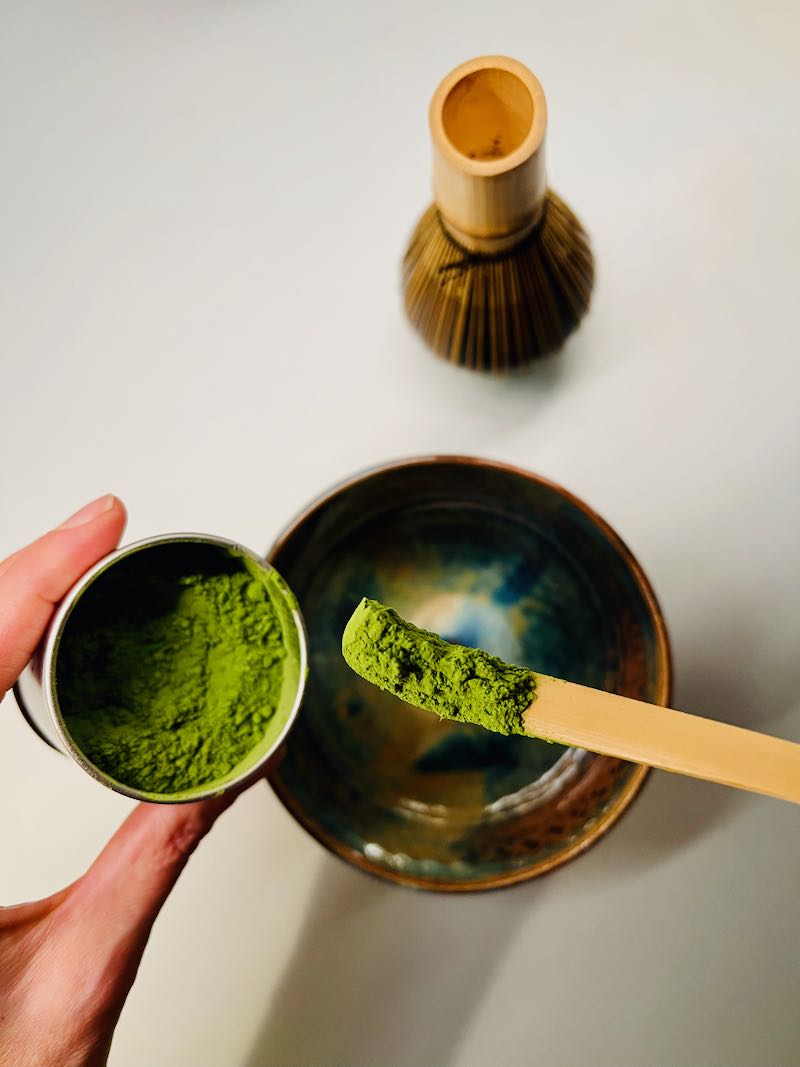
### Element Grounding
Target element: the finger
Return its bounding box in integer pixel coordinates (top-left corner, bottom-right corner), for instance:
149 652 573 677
55 794 239 1010
0 494 126 589
0 548 22 580
0 495 127 696
78 794 237 920
0 797 227 1066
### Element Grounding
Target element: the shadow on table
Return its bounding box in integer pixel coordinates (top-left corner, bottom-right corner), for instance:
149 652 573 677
243 854 531 1067
401 319 585 445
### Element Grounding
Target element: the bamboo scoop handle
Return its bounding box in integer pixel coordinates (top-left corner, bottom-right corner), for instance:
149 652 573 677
429 55 548 253
526 678 800 804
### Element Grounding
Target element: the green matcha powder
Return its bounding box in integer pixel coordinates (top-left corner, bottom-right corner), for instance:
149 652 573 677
342 597 536 735
57 554 287 795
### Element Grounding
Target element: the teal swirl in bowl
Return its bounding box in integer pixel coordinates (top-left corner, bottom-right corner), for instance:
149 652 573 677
267 457 671 891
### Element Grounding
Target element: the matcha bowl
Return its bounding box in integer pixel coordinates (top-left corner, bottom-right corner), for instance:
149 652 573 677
14 534 307 803
267 457 671 891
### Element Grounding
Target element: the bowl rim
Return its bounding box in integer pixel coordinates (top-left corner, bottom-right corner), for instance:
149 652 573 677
266 455 673 892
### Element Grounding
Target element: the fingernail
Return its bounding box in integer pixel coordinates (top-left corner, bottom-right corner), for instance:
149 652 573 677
60 494 116 529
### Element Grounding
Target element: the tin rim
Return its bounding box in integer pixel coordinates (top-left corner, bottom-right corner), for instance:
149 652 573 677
37 532 308 804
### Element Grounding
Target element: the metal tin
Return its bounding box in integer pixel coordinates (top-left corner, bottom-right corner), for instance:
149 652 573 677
13 532 308 804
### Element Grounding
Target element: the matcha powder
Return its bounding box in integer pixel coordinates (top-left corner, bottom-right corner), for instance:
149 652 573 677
342 598 536 735
57 554 288 795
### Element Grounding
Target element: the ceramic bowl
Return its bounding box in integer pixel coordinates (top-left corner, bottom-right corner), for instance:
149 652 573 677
267 457 671 890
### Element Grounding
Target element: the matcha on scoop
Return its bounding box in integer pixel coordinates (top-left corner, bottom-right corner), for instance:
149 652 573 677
343 599 800 807
341 597 536 735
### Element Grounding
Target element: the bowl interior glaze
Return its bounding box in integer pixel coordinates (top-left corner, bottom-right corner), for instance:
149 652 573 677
268 458 670 890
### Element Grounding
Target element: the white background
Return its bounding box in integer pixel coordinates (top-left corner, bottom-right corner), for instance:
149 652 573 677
1 2 799 1065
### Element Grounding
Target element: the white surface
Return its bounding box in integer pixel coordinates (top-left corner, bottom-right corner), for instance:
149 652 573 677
1 2 799 1065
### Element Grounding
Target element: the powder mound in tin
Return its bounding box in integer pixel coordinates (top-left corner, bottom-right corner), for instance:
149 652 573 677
57 565 286 794
342 597 535 735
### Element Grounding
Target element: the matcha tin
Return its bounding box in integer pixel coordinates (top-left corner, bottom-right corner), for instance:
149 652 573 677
14 533 308 803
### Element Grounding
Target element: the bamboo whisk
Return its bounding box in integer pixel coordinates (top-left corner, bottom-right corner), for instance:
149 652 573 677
403 56 594 372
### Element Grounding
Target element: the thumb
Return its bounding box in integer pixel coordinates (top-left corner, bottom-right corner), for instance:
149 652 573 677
0 495 127 696
52 795 239 1018
77 795 237 924
0 796 240 1066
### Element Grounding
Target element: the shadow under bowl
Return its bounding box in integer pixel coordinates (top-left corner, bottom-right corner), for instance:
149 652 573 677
267 457 671 891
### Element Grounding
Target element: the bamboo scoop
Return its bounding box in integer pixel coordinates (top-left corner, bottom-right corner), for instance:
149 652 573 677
342 599 800 805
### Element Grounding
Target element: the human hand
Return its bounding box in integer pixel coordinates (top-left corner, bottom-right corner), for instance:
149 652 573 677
0 497 240 1067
